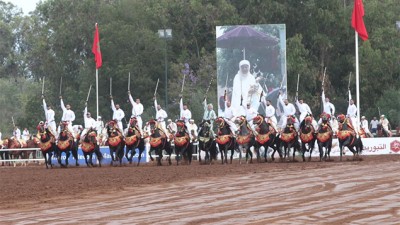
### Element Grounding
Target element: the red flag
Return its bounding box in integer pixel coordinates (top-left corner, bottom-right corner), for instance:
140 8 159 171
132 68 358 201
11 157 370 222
351 0 368 41
92 24 102 69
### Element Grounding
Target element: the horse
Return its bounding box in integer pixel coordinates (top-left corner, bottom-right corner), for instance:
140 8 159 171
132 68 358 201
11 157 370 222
253 114 282 162
337 114 363 161
198 120 218 165
174 120 192 165
299 114 317 162
3 138 27 166
316 113 333 161
148 119 173 166
215 117 239 164
0 138 11 166
125 117 145 166
80 127 103 167
280 115 300 161
25 137 40 163
105 120 125 166
57 122 79 167
377 123 392 137
236 115 256 164
36 122 57 169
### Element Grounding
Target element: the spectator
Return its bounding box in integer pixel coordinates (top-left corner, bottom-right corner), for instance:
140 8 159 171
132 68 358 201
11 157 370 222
369 116 379 135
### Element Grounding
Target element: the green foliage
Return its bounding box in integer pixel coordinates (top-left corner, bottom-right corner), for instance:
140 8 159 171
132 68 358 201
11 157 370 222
0 0 399 130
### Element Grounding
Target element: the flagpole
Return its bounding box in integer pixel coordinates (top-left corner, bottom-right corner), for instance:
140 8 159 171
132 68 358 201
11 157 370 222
355 30 360 131
96 68 99 119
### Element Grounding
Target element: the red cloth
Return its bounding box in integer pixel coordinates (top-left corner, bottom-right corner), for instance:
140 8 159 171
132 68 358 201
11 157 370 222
92 24 102 69
351 0 368 41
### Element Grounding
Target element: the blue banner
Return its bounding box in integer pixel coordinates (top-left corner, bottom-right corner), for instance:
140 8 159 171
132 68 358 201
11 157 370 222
51 146 147 166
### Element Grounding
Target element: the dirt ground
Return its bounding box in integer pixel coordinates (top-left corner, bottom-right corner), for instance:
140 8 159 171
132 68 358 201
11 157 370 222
1 154 400 224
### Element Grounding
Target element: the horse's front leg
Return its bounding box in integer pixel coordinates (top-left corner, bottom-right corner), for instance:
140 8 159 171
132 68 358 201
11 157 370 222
157 149 163 166
84 152 90 167
66 151 71 167
301 143 307 162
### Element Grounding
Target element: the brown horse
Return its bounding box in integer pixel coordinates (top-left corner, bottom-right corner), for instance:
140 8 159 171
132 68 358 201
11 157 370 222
253 114 281 162
4 138 27 166
299 114 317 162
337 114 363 161
236 115 255 164
215 117 238 164
36 122 57 169
57 122 79 167
174 120 191 165
148 119 173 166
81 127 103 167
125 117 145 166
316 113 333 161
280 115 300 161
106 120 125 166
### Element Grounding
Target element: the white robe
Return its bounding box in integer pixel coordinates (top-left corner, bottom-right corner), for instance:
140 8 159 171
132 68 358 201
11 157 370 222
231 71 261 115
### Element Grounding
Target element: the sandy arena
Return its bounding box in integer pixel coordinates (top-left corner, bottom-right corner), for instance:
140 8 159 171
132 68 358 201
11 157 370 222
1 154 400 224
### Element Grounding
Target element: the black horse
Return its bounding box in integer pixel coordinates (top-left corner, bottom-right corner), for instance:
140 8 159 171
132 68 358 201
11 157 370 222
215 117 238 164
81 127 103 167
253 114 282 162
174 120 192 165
148 119 173 166
280 115 300 161
125 117 145 166
57 122 79 167
337 114 363 161
299 114 317 162
106 120 125 166
236 115 255 164
198 120 217 165
316 113 334 161
36 122 57 169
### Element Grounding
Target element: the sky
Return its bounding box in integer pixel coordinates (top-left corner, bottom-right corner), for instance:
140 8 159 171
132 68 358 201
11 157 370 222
5 0 41 15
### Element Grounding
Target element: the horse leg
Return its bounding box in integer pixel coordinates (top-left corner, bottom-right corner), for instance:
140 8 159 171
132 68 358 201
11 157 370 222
66 151 71 167
44 152 49 169
94 145 102 167
58 151 64 167
157 149 163 166
339 143 343 161
301 143 306 162
71 145 79 166
84 152 90 167
136 148 143 166
125 147 131 164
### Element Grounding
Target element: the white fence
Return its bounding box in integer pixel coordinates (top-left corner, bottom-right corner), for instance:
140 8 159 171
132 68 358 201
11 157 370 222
0 148 44 163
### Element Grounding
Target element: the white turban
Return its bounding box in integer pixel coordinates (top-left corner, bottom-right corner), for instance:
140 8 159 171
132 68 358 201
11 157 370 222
239 60 250 68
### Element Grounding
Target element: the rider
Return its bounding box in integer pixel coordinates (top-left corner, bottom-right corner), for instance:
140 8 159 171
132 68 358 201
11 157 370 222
187 119 198 143
180 96 192 128
346 99 358 131
278 91 299 131
261 98 278 132
154 96 168 134
81 102 97 141
360 116 373 138
42 95 57 136
223 97 238 134
110 96 125 135
128 91 144 131
60 96 76 137
202 98 217 130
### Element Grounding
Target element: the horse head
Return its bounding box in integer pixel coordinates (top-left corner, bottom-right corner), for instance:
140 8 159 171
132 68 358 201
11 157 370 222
215 117 226 129
129 117 138 129
252 114 264 126
198 121 211 138
283 115 296 133
301 114 314 133
86 128 97 143
106 120 120 137
176 120 186 134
